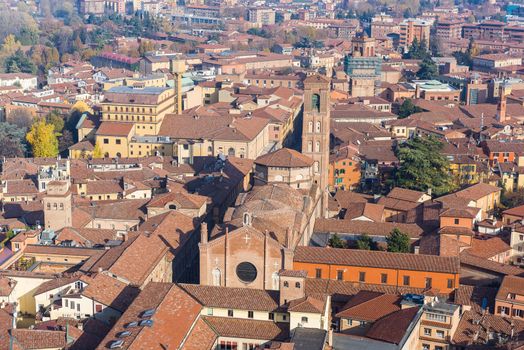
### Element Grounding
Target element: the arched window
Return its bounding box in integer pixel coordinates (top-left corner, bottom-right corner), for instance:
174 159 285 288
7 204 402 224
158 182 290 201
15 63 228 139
272 272 279 290
53 203 57 210
116 152 121 158
295 282 301 288
274 175 283 182
212 268 221 286
315 141 320 152
283 281 289 288
168 204 177 210
228 148 235 157
308 121 313 133
243 212 251 226
207 146 213 155
315 121 321 133
307 141 313 152
312 93 321 112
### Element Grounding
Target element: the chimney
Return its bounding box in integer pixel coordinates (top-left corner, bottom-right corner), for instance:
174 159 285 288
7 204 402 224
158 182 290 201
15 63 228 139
200 222 208 244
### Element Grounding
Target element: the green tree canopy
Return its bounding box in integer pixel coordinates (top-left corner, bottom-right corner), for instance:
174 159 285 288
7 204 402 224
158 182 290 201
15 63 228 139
45 111 65 133
356 234 377 250
393 135 457 196
386 228 411 253
398 98 423 118
5 49 36 74
328 233 346 248
417 57 439 80
0 122 27 157
26 119 59 157
403 37 430 60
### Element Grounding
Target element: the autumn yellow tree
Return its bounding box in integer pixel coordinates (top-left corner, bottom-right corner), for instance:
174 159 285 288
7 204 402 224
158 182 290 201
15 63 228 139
1 35 21 56
26 119 59 157
92 140 104 158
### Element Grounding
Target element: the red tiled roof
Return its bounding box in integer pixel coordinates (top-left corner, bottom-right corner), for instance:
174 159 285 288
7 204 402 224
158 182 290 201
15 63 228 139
96 283 203 349
95 122 133 136
179 284 280 312
496 275 524 301
365 306 421 345
335 291 401 321
202 316 289 341
255 148 313 168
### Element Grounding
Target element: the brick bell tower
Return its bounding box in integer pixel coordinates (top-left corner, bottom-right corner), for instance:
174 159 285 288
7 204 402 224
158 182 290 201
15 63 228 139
301 75 331 217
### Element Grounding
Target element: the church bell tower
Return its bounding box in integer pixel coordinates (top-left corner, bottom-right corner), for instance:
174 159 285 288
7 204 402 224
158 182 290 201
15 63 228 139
301 75 330 217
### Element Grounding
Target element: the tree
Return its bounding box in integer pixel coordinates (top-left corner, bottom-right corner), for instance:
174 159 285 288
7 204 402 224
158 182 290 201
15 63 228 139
403 37 430 60
398 98 422 118
417 57 439 80
92 140 104 158
0 122 27 157
8 108 33 129
1 34 22 56
45 111 64 133
393 135 457 196
386 228 411 253
58 129 74 155
4 49 36 74
328 233 346 248
501 188 524 210
26 119 59 157
356 234 377 250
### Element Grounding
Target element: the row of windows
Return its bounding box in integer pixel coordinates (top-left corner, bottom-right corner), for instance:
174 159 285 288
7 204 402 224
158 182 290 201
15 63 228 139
314 268 454 288
306 141 322 153
106 106 153 113
423 328 446 338
422 343 444 350
106 115 154 122
46 203 65 210
103 138 122 145
218 341 258 350
307 121 322 133
211 308 279 321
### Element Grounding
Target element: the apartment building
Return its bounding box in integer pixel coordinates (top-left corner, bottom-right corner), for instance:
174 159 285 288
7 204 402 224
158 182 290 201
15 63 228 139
248 8 276 26
436 20 464 41
100 86 175 136
495 276 524 319
399 19 431 50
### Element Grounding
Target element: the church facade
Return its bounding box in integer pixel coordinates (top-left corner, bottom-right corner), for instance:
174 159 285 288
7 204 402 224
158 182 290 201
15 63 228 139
199 75 331 290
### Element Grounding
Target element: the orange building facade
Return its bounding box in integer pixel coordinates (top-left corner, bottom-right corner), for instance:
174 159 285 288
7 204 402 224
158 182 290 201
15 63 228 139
328 151 361 191
293 247 460 294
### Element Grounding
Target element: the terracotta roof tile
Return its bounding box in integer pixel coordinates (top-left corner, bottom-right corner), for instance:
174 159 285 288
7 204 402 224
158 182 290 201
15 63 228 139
365 306 421 345
255 148 313 168
96 283 203 350
496 275 524 301
180 317 217 350
466 235 511 260
179 284 280 312
147 191 207 210
95 122 134 136
82 273 140 312
203 316 289 341
10 329 67 349
452 310 524 346
335 291 401 321
287 296 325 313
